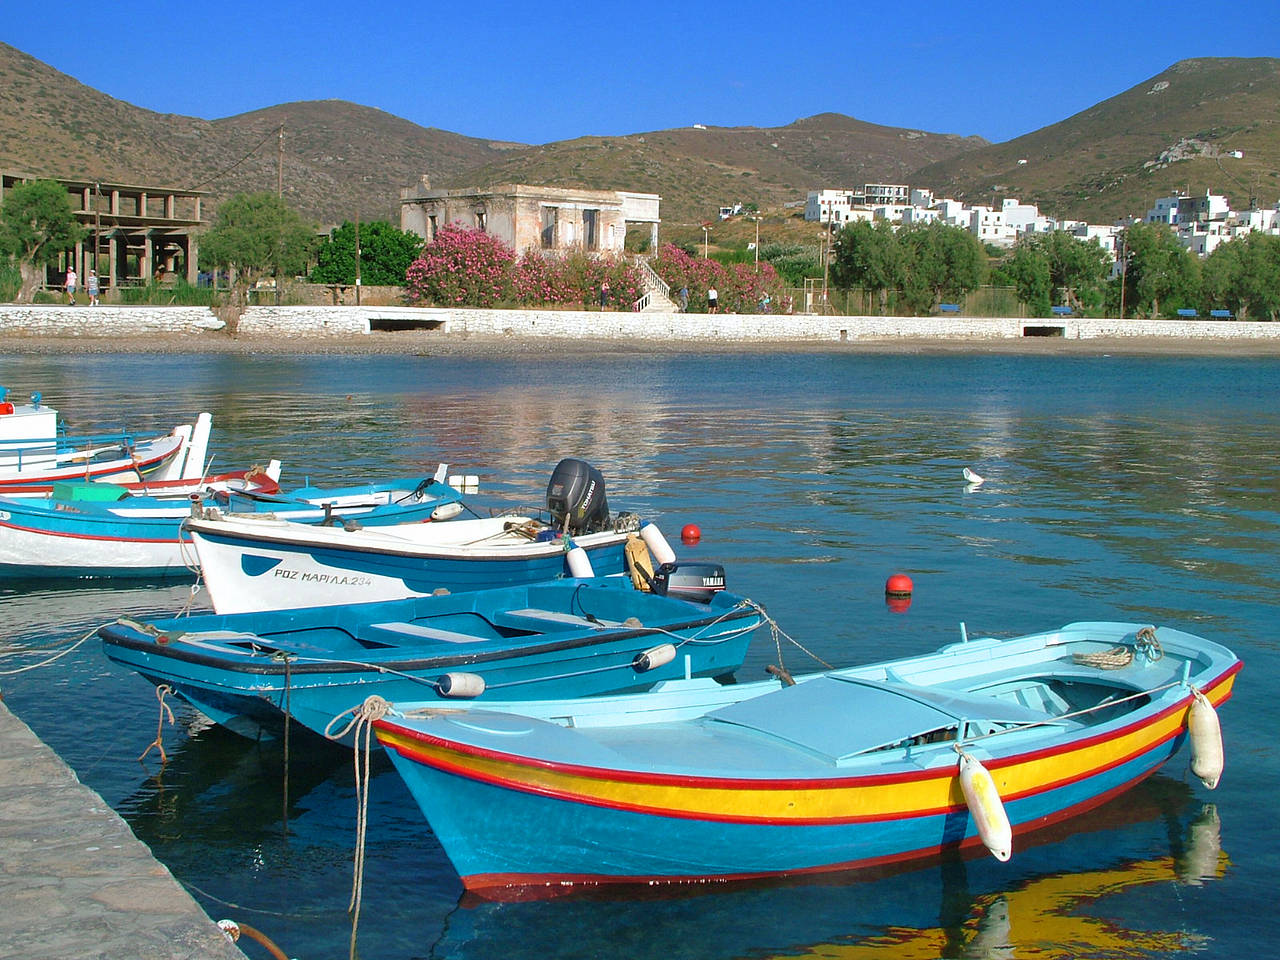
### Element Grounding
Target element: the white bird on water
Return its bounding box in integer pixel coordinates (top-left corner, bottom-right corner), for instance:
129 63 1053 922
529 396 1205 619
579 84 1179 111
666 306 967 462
963 467 985 486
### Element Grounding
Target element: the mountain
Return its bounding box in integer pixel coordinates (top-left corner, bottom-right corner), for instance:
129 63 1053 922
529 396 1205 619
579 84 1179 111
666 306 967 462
0 42 521 225
912 58 1280 222
0 42 983 227
5 41 1277 232
450 115 987 222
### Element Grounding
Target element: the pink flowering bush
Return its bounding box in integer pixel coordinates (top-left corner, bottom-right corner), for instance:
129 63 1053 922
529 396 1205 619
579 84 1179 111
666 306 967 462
404 223 515 307
406 222 647 309
650 244 783 313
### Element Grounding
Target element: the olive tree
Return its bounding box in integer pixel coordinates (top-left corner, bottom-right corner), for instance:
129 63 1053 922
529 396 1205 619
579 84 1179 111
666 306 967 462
201 192 316 323
0 179 85 302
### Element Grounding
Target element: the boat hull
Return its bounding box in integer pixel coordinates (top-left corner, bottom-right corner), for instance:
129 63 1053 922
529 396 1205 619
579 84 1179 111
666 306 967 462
189 521 634 613
374 623 1240 893
99 581 761 742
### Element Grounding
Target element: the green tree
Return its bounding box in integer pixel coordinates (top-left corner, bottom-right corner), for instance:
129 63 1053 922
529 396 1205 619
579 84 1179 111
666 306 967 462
897 221 986 314
0 179 85 302
1038 230 1111 313
830 220 905 313
1000 231 1111 316
1202 232 1280 321
201 193 316 312
310 220 423 287
998 243 1052 316
1119 223 1199 318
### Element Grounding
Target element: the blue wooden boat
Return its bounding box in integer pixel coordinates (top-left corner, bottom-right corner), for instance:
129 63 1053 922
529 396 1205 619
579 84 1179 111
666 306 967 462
98 576 762 742
0 473 464 579
182 457 685 614
372 621 1240 895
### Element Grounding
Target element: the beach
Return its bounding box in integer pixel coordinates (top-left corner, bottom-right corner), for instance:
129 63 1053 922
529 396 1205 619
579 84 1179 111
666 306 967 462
3 329 1280 357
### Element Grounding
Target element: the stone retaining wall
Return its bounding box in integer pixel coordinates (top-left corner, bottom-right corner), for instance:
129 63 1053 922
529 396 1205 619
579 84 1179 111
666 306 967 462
1 303 1278 342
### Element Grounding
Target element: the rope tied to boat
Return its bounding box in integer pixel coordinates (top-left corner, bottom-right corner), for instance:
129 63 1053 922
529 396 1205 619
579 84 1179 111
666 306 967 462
138 684 175 763
1135 626 1164 661
748 599 833 677
332 694 390 960
1071 625 1163 669
0 622 101 676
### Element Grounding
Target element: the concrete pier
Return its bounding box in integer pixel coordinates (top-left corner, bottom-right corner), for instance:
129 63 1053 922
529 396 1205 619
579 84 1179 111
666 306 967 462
0 698 246 960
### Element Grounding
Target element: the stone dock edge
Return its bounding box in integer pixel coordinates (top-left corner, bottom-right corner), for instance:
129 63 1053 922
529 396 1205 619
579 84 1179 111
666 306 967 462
0 696 248 960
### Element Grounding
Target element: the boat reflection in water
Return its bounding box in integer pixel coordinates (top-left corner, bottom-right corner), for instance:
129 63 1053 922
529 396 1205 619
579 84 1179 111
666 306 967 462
430 782 1226 960
842 804 1225 959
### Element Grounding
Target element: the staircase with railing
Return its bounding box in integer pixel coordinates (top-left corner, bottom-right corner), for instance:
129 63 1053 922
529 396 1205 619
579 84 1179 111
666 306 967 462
632 257 678 312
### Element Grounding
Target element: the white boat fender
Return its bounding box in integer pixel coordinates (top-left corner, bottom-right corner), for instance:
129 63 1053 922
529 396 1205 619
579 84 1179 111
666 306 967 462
957 749 1012 861
431 502 463 521
639 521 677 567
1188 688 1224 790
566 544 595 578
632 643 677 672
437 672 486 698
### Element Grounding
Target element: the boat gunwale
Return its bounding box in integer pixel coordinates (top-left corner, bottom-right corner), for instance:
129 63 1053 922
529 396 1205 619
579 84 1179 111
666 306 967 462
373 662 1239 809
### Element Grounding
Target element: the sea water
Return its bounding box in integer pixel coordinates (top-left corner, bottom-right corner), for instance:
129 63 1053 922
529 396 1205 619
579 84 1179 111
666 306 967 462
3 348 1278 958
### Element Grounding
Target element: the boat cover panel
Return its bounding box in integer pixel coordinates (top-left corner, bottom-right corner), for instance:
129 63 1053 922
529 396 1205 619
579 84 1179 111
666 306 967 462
705 675 1051 761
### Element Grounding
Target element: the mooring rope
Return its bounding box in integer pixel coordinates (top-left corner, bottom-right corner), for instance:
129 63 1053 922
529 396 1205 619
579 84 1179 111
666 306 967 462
333 694 390 960
137 684 176 763
0 623 102 675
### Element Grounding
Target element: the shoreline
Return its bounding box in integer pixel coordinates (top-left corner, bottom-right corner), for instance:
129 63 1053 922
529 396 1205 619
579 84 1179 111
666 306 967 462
3 330 1280 358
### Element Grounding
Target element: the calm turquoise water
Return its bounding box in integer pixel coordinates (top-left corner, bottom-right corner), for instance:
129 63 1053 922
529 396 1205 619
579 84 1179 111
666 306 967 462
3 349 1278 959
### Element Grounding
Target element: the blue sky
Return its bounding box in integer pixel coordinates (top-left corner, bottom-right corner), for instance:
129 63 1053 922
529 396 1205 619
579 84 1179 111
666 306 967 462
7 1 1278 145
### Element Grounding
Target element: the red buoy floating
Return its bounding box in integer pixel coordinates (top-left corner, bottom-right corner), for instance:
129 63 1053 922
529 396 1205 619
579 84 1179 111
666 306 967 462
885 573 913 613
885 573 914 597
681 523 702 545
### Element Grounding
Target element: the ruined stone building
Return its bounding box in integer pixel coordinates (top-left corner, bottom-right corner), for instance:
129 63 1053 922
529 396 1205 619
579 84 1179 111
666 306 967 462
399 179 660 255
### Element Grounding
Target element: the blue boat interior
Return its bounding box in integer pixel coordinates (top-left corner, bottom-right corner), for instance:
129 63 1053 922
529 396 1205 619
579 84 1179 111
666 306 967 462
143 580 725 661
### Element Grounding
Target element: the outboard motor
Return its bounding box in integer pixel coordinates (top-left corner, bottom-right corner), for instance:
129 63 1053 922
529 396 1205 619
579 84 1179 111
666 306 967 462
546 458 610 534
650 562 727 604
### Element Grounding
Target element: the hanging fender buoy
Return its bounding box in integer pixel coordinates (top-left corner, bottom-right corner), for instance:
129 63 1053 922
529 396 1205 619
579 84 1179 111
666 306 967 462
437 672 486 698
639 521 677 567
566 544 596 578
632 643 677 672
957 750 1012 862
1188 688 1224 790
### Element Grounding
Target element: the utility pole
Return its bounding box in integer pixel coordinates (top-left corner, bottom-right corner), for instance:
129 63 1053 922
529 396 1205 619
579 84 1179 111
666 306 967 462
354 211 361 306
275 124 284 305
93 180 101 284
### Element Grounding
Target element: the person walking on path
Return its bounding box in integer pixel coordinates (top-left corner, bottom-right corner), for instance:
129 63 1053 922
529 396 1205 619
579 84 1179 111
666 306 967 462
679 286 689 312
707 286 718 314
599 280 610 310
87 270 99 306
65 267 77 305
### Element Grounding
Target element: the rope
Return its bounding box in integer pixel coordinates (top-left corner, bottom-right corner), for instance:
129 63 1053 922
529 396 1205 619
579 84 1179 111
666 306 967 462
748 599 833 674
138 685 176 763
0 623 101 675
340 695 389 960
1072 646 1134 669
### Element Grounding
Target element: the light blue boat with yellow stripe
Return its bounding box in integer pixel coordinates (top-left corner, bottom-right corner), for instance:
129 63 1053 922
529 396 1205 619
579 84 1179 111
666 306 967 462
373 620 1240 895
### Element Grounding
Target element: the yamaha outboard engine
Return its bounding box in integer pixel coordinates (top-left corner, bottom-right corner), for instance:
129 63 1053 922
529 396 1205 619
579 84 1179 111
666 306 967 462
546 458 610 534
650 562 727 603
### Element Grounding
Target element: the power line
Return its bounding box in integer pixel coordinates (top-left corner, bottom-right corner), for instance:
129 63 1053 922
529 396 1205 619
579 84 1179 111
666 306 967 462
185 125 282 192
